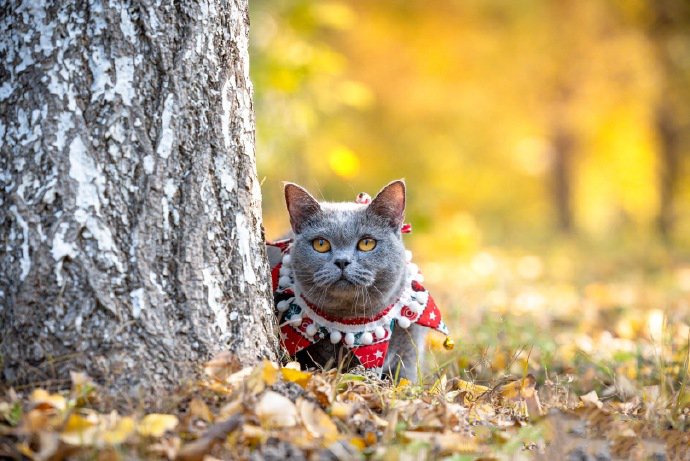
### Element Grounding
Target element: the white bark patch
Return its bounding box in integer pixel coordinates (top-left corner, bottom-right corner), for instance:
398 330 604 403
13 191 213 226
83 215 124 272
119 7 136 43
156 94 175 159
0 82 13 101
52 222 76 286
202 268 229 337
221 77 232 150
55 112 73 150
235 213 257 287
69 136 102 213
89 46 114 101
10 206 31 281
214 155 235 193
130 288 146 319
143 155 154 174
114 56 134 105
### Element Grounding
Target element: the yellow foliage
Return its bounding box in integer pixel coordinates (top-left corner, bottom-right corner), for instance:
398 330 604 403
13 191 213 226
137 414 179 438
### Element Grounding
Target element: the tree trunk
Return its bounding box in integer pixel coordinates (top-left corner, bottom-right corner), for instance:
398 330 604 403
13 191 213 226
551 121 575 234
655 103 680 241
0 0 277 399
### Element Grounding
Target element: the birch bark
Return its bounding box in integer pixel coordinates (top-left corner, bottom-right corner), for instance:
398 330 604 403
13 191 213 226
0 0 277 398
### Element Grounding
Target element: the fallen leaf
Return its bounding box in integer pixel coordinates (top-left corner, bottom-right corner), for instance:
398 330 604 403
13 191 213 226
255 391 298 428
189 398 213 422
307 374 333 407
284 361 301 370
30 389 67 411
137 414 179 437
329 401 353 420
204 351 242 381
60 412 99 446
404 431 481 455
580 390 603 409
296 398 339 443
147 435 180 460
454 379 490 400
281 367 312 388
100 416 136 446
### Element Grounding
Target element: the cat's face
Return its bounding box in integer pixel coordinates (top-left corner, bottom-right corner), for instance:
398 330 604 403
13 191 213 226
285 181 408 317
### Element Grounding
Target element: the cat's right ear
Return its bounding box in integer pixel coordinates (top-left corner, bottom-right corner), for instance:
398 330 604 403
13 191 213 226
284 183 321 233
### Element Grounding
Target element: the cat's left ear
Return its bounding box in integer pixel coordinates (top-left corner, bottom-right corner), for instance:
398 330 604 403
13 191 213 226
368 179 406 229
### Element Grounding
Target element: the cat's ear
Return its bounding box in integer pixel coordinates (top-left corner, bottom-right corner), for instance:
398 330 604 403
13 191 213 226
368 179 406 229
284 182 321 233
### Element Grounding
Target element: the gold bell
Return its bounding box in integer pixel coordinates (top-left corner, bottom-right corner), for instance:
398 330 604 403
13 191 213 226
443 336 455 350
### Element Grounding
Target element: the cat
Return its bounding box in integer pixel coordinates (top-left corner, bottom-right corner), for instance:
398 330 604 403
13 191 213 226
267 180 449 382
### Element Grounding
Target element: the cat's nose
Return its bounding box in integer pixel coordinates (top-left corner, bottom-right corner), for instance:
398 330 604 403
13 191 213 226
334 258 351 270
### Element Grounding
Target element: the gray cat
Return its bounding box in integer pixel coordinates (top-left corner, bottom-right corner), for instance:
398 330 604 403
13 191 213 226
267 180 449 382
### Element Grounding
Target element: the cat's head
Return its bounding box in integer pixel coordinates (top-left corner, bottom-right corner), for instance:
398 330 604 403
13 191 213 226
284 180 408 318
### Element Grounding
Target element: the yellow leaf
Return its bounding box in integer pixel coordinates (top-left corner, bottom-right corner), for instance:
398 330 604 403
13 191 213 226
189 398 214 422
242 424 267 445
30 389 67 411
261 361 279 385
137 414 179 437
349 437 366 451
497 375 537 401
404 431 480 455
455 379 490 399
100 416 135 445
60 412 99 446
329 401 352 420
281 368 312 388
296 398 339 443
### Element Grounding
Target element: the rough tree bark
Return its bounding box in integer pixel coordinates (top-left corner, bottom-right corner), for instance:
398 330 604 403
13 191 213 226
0 0 277 398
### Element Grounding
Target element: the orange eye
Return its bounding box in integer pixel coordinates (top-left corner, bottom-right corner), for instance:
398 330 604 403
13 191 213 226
312 238 331 253
357 238 377 252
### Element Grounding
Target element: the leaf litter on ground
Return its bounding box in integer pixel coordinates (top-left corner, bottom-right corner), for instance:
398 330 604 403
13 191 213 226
2 248 690 460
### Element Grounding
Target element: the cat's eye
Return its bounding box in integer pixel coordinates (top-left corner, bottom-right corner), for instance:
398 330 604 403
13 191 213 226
357 238 377 252
312 238 331 253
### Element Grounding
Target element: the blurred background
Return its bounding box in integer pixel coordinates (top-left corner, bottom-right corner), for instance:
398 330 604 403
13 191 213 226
250 0 690 393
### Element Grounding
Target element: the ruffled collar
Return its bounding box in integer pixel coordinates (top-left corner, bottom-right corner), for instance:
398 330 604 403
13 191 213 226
268 238 449 370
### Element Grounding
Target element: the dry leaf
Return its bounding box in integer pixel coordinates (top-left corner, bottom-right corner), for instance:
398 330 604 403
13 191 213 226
241 424 267 445
284 361 301 370
255 391 298 428
148 435 180 460
307 373 333 407
330 401 353 420
189 398 213 422
204 351 242 381
100 416 136 445
137 414 179 437
455 379 490 400
30 389 67 411
60 412 99 446
281 368 312 388
580 390 603 409
296 398 339 443
404 431 481 455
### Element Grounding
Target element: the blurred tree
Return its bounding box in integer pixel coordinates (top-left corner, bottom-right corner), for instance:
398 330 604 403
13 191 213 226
251 0 688 250
646 0 690 242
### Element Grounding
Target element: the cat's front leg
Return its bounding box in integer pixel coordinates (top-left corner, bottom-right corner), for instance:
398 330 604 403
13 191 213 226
383 323 427 383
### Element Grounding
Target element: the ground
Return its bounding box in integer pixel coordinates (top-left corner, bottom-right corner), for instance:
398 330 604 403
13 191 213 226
1 242 689 460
